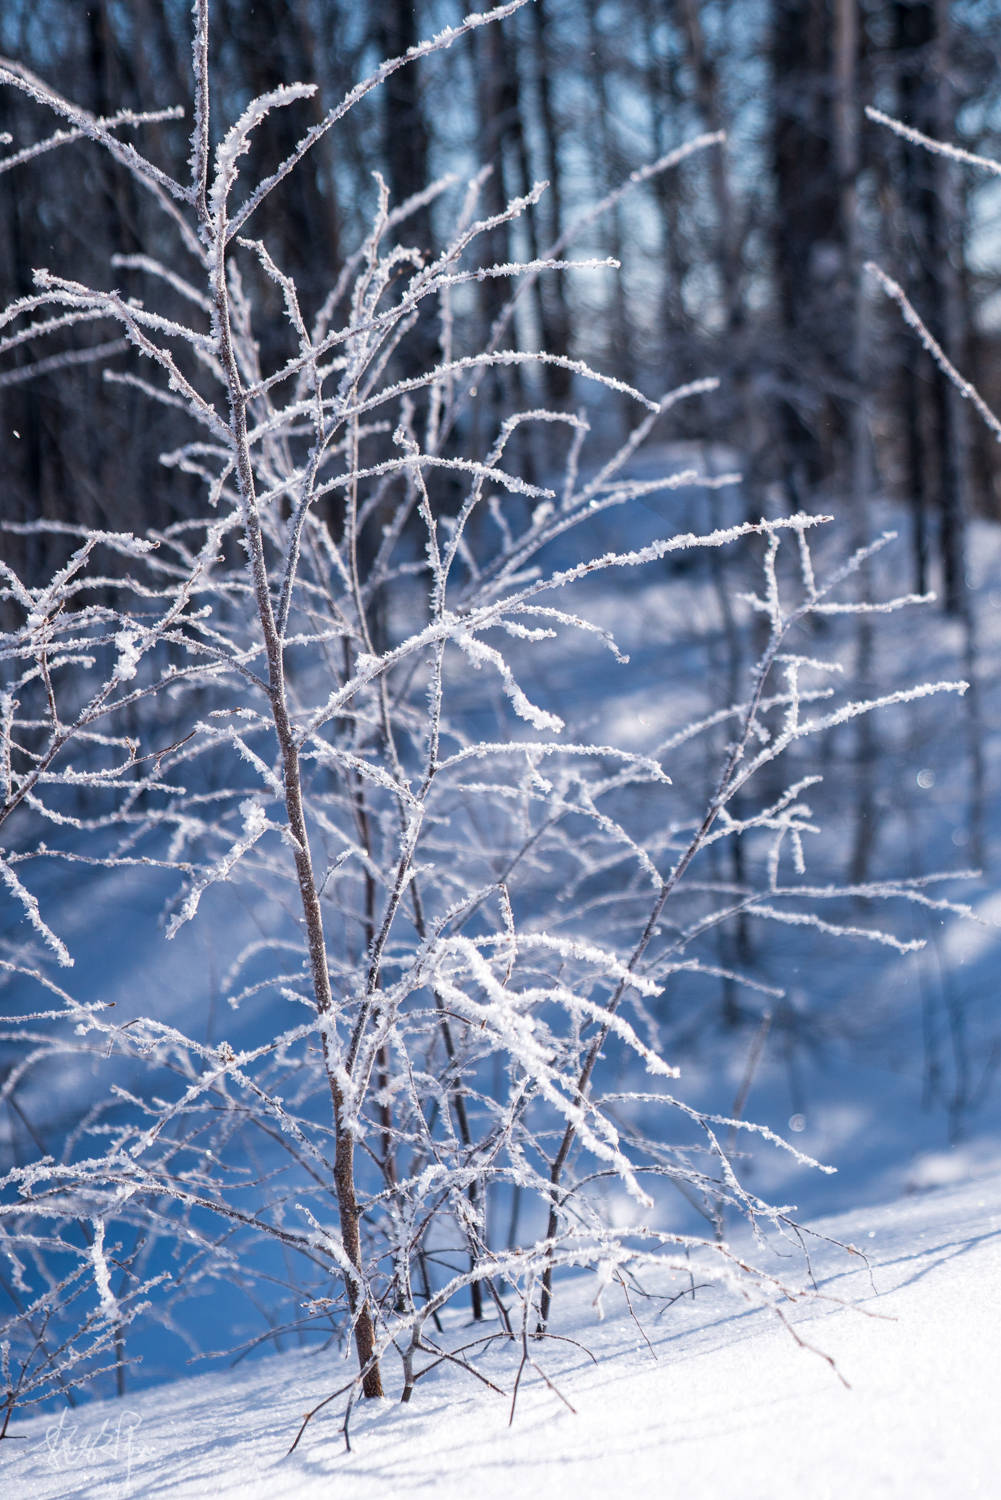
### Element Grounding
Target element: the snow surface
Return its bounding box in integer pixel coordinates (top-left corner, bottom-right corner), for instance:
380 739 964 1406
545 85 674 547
3 1164 999 1499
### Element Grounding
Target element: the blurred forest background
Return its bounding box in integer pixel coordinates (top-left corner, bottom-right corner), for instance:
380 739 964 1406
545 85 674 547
3 0 1001 613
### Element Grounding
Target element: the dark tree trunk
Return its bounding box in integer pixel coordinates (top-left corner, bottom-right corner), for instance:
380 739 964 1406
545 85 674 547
770 0 842 505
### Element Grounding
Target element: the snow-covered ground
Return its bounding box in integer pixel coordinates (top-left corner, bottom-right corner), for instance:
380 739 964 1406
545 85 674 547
4 1163 999 1499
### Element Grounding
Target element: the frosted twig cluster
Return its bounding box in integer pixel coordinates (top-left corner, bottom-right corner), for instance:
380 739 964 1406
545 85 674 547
0 4 968 1440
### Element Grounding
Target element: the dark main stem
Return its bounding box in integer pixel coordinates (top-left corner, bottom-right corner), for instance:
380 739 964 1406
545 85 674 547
215 267 384 1398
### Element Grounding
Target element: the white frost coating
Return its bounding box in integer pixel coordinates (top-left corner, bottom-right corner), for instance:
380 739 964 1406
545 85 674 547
113 628 142 681
746 903 926 953
454 630 565 732
165 800 270 938
224 1 533 241
868 262 1001 445
194 722 284 799
209 83 317 227
795 679 968 737
90 1218 117 1315
866 105 1001 178
0 857 72 967
433 952 655 1208
437 739 669 782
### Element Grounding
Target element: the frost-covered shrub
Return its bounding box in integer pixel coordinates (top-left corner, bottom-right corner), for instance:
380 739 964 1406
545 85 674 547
0 0 970 1439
